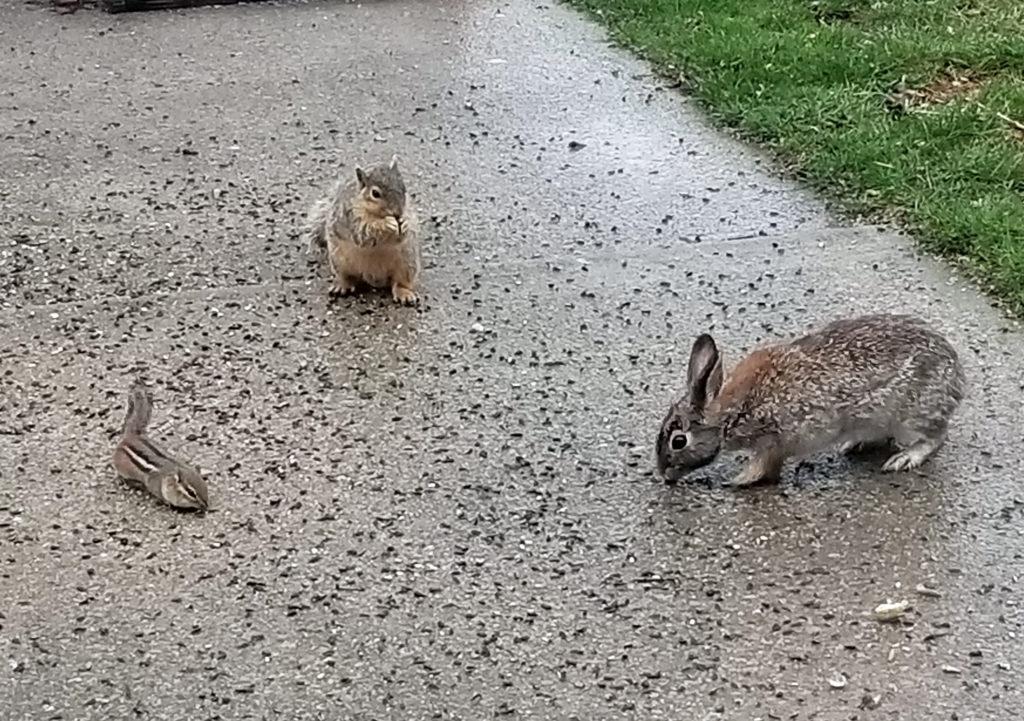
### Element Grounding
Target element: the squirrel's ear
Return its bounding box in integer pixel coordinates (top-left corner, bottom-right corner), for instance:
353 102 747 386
355 167 368 188
389 154 399 170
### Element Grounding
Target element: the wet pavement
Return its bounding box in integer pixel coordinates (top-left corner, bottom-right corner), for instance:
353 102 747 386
1 1 1023 719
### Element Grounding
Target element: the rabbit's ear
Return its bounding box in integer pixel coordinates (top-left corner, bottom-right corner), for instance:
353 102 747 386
687 334 723 408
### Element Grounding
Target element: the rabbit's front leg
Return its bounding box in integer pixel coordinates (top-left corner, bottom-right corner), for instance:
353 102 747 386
730 447 785 487
838 437 891 455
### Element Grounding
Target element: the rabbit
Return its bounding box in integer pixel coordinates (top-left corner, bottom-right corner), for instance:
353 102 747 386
655 314 966 486
304 155 422 305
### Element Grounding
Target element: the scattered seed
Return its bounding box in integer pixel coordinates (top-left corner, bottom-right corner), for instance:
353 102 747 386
859 693 882 710
873 600 910 621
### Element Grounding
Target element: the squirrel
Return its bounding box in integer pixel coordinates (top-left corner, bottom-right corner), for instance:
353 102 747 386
112 381 209 511
304 155 422 305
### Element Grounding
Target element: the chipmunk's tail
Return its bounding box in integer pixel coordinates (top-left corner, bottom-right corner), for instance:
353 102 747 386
123 381 153 435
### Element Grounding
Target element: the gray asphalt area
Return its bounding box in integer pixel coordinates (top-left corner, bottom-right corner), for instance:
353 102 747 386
2 1 1023 719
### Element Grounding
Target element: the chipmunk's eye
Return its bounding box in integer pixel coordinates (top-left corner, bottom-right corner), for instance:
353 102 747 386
370 187 382 200
669 430 688 451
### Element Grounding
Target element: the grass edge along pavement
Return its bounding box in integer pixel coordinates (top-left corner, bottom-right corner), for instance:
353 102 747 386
566 0 1024 314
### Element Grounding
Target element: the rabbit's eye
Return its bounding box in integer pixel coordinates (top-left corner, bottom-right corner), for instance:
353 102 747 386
669 430 688 451
370 187 382 200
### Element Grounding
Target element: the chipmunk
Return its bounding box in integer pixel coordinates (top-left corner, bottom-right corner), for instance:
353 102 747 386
112 381 209 511
304 155 422 305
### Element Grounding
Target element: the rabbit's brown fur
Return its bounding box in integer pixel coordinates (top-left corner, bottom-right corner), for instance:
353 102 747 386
656 314 966 486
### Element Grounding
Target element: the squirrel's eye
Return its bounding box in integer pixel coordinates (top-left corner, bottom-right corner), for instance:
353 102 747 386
370 187 382 199
669 430 688 451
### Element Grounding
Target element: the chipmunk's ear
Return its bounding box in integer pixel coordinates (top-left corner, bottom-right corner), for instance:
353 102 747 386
355 167 368 188
389 154 399 170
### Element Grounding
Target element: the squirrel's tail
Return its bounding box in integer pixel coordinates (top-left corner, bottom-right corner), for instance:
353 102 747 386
123 381 153 436
304 196 331 252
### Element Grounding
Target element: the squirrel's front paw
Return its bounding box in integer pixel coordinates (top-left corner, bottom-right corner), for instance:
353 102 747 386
392 285 418 306
383 217 401 235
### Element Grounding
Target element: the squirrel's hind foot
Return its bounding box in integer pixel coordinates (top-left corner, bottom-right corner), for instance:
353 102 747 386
329 276 358 298
392 284 419 306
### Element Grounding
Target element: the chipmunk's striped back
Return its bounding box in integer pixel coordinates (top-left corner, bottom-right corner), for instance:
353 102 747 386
113 381 209 511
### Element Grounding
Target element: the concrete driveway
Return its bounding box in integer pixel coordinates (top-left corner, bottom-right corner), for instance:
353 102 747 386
1 1 1022 719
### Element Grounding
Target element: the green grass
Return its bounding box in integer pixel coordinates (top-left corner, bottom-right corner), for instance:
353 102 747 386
569 0 1024 311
